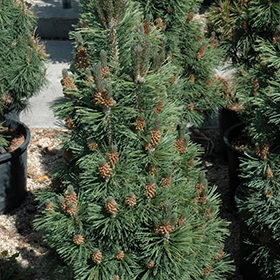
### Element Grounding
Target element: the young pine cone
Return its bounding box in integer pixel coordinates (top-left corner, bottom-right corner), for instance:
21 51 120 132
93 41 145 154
135 117 145 131
105 197 117 216
99 162 112 179
73 234 84 245
45 200 54 213
74 46 90 70
197 45 206 60
146 259 155 269
61 186 78 216
115 251 125 260
265 165 273 178
175 138 186 153
145 183 156 199
150 129 161 146
161 177 171 188
126 193 136 207
107 151 119 166
94 91 114 108
92 249 102 264
88 140 98 151
155 223 175 240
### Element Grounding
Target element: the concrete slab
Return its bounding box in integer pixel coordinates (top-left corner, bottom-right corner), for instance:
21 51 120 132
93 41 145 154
30 0 80 38
20 40 74 128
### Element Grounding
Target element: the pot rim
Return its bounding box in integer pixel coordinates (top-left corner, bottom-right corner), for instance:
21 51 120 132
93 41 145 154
223 122 246 156
0 118 31 163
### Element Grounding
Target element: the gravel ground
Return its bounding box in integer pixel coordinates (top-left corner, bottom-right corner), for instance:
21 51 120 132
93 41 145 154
0 127 244 279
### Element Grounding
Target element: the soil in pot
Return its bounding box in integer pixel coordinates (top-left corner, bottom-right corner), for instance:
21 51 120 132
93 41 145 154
0 118 30 214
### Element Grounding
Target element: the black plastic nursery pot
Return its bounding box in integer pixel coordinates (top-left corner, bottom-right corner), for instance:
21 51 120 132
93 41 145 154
0 118 30 214
223 122 248 207
219 107 241 159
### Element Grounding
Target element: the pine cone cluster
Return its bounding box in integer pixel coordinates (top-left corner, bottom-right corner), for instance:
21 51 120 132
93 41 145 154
45 201 54 213
255 142 269 160
88 140 98 151
73 234 84 245
61 76 77 90
189 74 195 83
126 193 136 207
252 79 259 95
107 151 119 166
167 6 173 13
266 188 273 199
143 21 150 36
186 11 194 22
197 45 206 60
135 117 145 131
155 17 166 31
65 117 75 129
101 66 110 79
206 80 212 88
204 266 212 276
61 188 78 216
188 103 194 111
175 138 186 153
176 215 187 228
161 177 171 188
150 129 161 146
92 249 102 264
216 249 224 260
154 101 164 114
145 183 156 198
94 91 114 108
145 259 155 269
105 197 117 216
155 223 175 239
115 250 125 260
99 162 112 179
150 166 157 175
265 165 273 178
74 46 90 70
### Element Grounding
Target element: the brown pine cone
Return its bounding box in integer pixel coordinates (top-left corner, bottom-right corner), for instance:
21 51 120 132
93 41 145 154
115 251 125 260
195 182 204 193
105 197 117 216
88 140 98 151
265 165 273 178
188 103 194 111
94 91 113 108
266 189 273 199
210 35 217 48
255 142 269 160
73 234 84 245
61 76 77 90
175 138 186 153
150 129 161 146
167 6 173 13
107 151 119 166
135 117 145 131
252 79 259 95
145 183 156 199
61 187 78 216
99 162 112 179
155 17 166 31
150 166 157 175
197 45 206 59
216 249 224 260
92 249 102 264
154 101 164 114
74 46 90 70
189 74 195 83
101 67 110 79
45 201 54 213
65 117 75 129
143 21 150 36
161 177 171 188
126 193 136 207
146 259 155 269
176 215 187 228
206 80 212 88
186 11 194 22
204 266 212 276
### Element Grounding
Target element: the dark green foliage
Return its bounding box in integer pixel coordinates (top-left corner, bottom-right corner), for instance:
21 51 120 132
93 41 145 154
34 1 233 279
0 0 47 150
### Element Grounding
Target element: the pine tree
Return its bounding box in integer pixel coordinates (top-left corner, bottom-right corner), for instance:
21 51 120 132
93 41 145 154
209 1 280 278
137 0 227 127
0 0 47 150
34 1 233 279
